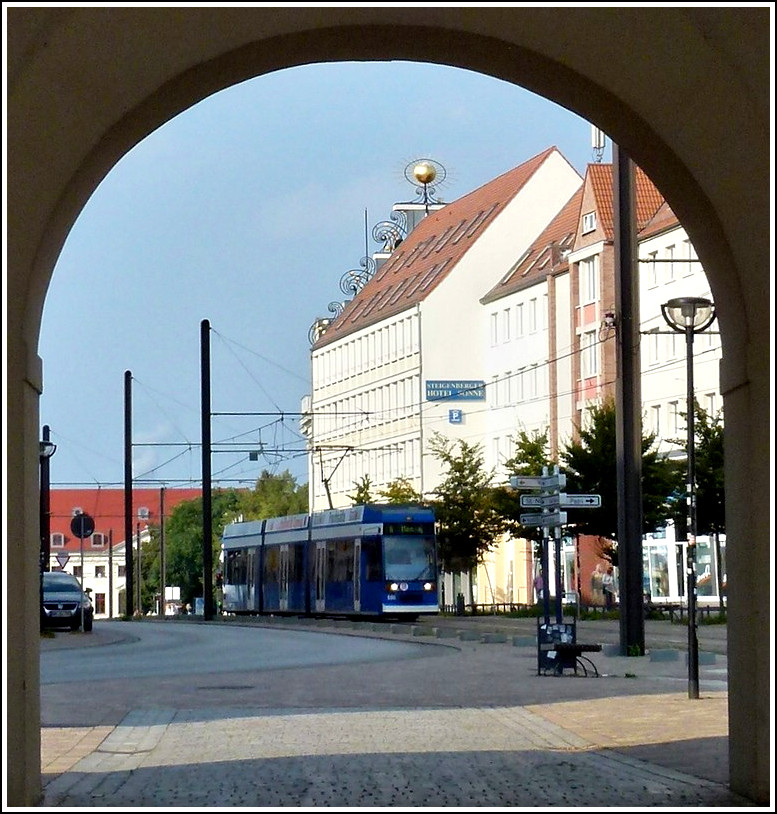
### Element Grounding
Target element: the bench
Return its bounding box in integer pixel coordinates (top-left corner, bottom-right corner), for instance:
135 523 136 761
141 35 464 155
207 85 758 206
547 642 602 677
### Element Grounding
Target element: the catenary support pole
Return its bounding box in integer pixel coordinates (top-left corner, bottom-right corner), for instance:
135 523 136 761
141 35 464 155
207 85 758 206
201 319 213 620
124 370 134 617
613 143 646 656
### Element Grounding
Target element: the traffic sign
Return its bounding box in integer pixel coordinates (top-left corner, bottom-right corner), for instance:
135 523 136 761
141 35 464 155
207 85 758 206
520 493 561 508
520 510 567 527
559 493 601 508
70 512 95 538
55 552 70 568
510 473 567 490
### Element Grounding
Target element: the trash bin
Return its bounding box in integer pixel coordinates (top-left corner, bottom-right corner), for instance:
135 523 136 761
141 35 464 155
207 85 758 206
455 593 466 616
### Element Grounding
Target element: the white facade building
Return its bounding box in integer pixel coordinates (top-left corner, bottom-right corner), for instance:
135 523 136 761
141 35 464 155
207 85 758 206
304 149 724 609
308 147 583 512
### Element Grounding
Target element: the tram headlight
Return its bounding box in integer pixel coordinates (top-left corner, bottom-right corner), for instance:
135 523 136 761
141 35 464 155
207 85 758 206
423 582 435 592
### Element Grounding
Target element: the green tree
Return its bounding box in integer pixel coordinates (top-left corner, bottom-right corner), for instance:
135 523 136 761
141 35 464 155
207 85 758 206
146 488 244 609
669 402 725 538
427 432 510 603
236 469 308 520
379 477 423 504
347 474 375 505
560 398 682 565
494 428 557 540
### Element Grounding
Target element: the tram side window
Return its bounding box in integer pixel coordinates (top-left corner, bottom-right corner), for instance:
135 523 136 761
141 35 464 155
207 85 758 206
327 539 354 582
264 547 279 586
291 543 304 583
226 550 247 585
363 537 382 581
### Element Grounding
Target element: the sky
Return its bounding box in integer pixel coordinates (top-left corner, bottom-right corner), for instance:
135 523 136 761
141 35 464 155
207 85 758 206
36 60 611 492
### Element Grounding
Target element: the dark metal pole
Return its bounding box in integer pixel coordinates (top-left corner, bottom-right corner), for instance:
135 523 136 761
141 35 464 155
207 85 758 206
613 143 646 656
686 326 700 699
136 521 141 615
39 425 52 627
540 533 550 626
124 371 134 617
201 319 213 620
553 526 563 623
159 486 166 619
108 529 113 618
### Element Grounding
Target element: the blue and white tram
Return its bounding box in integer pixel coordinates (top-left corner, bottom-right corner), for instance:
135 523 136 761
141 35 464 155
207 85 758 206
221 504 439 619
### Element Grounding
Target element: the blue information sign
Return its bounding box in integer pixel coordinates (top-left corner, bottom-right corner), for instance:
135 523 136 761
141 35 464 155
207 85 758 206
426 380 486 401
449 409 463 424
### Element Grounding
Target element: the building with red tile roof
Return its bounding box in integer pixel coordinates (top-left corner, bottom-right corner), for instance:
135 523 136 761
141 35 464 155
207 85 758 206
303 149 722 611
307 147 583 512
46 487 201 617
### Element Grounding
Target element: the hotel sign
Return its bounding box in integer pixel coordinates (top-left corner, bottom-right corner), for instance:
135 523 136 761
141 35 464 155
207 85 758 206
426 380 486 401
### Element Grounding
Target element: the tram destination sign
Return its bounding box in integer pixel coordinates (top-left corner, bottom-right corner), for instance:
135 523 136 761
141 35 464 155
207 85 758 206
520 510 567 527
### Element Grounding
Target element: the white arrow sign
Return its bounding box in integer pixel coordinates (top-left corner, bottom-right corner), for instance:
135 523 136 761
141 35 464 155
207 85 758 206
559 493 601 508
510 473 567 490
520 510 567 527
520 494 561 508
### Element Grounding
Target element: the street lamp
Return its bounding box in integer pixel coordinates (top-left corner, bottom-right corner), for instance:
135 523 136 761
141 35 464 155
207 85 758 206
660 296 716 699
39 425 57 625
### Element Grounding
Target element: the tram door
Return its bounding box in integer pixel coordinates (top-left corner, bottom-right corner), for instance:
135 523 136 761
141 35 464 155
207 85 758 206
315 541 326 612
353 539 361 612
279 544 289 611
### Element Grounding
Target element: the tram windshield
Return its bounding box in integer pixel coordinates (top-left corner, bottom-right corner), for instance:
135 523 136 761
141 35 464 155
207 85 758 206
383 535 436 581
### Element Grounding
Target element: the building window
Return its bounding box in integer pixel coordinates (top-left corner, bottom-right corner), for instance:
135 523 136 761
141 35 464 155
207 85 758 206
73 566 82 578
92 532 106 547
665 244 675 283
582 211 596 234
669 401 680 435
580 256 599 304
490 312 498 346
706 393 717 415
51 532 65 548
651 404 661 436
95 565 106 578
683 239 696 276
95 594 106 615
516 303 524 337
502 308 511 342
117 565 125 578
647 251 659 287
528 298 537 333
581 330 599 378
647 328 660 366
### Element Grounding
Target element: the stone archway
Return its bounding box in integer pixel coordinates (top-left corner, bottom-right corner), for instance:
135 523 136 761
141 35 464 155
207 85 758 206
7 8 770 805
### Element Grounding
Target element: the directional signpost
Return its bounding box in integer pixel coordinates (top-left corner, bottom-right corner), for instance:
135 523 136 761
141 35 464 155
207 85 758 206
520 493 560 509
510 473 567 491
560 493 601 508
520 510 567 527
509 467 604 669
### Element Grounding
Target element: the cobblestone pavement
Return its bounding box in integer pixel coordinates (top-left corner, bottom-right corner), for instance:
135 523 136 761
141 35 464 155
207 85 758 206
39 616 758 808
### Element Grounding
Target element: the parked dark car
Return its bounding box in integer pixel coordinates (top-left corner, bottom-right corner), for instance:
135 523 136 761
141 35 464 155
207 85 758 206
42 571 93 632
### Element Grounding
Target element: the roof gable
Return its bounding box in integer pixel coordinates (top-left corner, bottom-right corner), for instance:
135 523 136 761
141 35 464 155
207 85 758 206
313 147 564 349
583 162 665 242
481 186 584 303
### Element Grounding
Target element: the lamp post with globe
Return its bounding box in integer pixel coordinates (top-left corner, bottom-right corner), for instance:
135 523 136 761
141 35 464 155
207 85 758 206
660 296 716 699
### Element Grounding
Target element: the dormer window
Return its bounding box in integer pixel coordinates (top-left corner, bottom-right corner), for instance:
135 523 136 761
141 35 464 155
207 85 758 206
582 211 596 234
51 532 65 548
